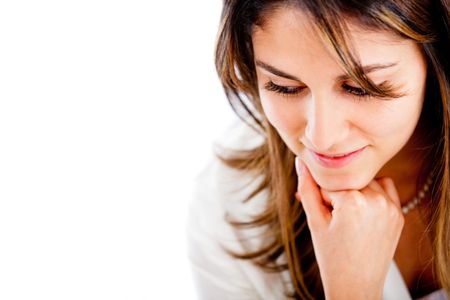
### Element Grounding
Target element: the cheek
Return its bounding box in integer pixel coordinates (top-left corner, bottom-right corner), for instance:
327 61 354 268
260 95 303 134
366 98 423 140
356 98 424 173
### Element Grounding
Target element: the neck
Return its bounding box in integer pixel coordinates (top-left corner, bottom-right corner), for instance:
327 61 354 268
375 127 431 207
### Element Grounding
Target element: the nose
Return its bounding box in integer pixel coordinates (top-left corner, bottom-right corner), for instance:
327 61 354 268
303 94 350 152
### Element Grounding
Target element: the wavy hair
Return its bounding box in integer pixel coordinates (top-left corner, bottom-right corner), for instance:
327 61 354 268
214 0 450 299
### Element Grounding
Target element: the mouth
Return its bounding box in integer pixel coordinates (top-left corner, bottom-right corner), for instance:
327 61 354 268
310 146 367 168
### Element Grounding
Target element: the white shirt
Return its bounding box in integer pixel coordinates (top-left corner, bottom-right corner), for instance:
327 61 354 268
187 121 448 300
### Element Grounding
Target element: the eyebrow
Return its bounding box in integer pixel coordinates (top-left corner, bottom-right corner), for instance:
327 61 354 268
255 60 398 82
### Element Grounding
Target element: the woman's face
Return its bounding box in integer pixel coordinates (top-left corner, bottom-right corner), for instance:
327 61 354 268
252 7 427 191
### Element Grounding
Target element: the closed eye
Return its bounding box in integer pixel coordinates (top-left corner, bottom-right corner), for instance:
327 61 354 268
263 81 305 95
342 83 371 98
263 80 392 102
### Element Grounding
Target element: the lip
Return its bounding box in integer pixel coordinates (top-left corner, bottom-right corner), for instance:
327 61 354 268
310 146 367 168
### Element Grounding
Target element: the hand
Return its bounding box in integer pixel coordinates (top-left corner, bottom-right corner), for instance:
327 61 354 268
294 157 404 300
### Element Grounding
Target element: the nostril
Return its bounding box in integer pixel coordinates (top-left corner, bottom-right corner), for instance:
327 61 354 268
304 112 350 152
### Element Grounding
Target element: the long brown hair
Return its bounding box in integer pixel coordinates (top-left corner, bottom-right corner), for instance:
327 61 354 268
214 0 450 299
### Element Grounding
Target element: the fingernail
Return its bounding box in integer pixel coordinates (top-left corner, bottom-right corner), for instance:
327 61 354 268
295 156 302 176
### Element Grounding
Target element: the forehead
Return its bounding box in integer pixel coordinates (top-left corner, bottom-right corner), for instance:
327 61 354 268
251 6 416 76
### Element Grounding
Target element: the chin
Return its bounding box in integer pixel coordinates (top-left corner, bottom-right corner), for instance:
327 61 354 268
312 171 370 192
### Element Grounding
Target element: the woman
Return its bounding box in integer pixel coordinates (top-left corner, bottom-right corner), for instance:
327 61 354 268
187 0 450 299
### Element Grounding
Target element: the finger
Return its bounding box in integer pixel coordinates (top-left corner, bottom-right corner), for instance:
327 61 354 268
320 189 336 207
367 179 385 194
320 189 347 211
377 177 401 208
295 156 330 229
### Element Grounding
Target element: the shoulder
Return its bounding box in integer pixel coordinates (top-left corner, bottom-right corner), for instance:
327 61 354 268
186 120 291 299
188 120 269 256
193 120 266 223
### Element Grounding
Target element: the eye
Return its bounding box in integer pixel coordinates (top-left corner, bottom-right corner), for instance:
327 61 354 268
342 83 372 100
263 81 305 96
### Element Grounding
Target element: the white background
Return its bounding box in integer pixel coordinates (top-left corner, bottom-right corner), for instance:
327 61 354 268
0 1 237 299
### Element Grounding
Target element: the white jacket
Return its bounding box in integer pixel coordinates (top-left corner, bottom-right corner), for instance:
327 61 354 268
187 120 448 300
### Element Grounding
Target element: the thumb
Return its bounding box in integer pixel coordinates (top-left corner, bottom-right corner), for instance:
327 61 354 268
295 157 330 230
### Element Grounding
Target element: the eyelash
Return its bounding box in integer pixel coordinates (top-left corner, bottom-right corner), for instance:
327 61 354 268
263 81 373 101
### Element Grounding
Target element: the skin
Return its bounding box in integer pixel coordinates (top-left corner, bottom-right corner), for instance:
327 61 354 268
252 6 433 299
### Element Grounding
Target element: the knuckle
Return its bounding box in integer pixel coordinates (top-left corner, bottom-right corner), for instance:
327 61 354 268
346 190 360 202
392 211 404 229
394 206 404 219
365 190 389 211
374 194 387 204
398 213 405 227
343 191 365 210
377 197 390 211
387 204 403 221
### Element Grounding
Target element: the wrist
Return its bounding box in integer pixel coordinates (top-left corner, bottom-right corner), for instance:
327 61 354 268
324 285 382 300
325 292 381 300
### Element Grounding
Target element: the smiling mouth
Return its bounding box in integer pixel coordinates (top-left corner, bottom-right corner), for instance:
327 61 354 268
314 148 365 159
310 146 367 168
